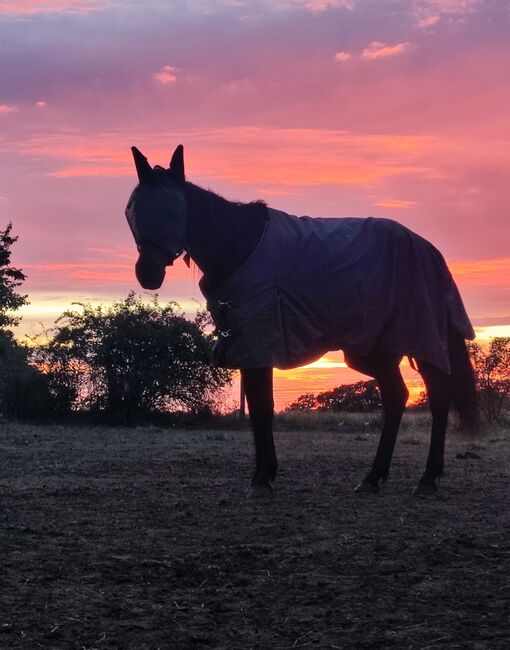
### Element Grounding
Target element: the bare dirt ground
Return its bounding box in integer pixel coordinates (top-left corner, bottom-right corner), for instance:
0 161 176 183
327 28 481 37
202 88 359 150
1 422 509 649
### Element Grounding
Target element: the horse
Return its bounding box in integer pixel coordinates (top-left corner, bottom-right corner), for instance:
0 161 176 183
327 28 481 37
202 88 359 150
124 144 479 497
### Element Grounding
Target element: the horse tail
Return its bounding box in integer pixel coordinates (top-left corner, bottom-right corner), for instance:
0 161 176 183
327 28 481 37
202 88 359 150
448 327 480 433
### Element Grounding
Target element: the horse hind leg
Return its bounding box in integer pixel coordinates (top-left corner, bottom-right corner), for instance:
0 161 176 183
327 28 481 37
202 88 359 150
413 361 451 496
355 355 408 494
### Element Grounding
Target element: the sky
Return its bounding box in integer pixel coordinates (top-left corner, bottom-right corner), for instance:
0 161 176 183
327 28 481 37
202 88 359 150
1 0 509 410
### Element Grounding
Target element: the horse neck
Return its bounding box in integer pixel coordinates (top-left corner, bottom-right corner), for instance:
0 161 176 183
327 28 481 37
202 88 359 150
184 182 266 289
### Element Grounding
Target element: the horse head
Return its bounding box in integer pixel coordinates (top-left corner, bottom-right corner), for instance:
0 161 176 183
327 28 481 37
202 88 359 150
125 145 187 290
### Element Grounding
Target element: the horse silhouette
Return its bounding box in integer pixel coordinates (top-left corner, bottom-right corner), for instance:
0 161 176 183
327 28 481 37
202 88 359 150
125 144 478 497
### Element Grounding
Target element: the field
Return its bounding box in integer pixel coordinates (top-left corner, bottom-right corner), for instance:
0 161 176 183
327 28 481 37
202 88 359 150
1 420 509 649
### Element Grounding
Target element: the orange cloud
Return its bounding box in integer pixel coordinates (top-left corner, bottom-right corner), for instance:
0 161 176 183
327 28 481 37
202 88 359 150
8 126 440 185
449 258 510 286
375 199 417 209
188 127 436 187
213 161 427 186
50 165 128 178
0 0 101 14
362 41 410 60
153 65 178 85
23 261 133 283
22 256 195 285
256 186 300 197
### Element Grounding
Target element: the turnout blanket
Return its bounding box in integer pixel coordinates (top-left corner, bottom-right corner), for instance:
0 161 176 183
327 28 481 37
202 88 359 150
201 209 474 374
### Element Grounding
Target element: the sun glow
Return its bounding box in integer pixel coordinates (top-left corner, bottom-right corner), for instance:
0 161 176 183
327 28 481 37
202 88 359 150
474 325 510 341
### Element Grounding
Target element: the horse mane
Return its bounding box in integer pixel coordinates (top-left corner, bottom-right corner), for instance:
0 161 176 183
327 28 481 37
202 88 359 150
185 182 268 222
184 183 268 289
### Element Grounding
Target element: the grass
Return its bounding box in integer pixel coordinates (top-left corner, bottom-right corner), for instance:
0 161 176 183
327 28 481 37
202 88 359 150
276 408 509 436
3 405 509 437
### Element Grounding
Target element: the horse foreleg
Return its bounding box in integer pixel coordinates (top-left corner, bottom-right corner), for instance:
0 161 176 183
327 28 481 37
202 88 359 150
355 357 408 494
414 361 451 496
240 367 277 497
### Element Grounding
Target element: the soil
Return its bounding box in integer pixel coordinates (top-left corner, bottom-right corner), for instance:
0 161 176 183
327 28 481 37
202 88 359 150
1 423 509 649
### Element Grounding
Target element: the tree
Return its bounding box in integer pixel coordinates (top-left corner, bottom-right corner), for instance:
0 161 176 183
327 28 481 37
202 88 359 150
0 222 27 328
0 329 56 420
287 380 381 412
286 393 318 412
468 337 510 422
31 293 233 422
0 223 51 419
316 380 381 412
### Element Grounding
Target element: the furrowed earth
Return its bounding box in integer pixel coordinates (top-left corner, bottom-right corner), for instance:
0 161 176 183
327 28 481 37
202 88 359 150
1 423 509 649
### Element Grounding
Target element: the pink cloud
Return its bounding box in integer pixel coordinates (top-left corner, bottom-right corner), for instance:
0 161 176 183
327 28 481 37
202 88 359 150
0 104 17 113
153 65 178 85
335 51 352 62
0 0 102 15
302 0 354 11
420 0 481 14
279 0 354 11
418 15 440 28
415 0 482 28
361 41 410 60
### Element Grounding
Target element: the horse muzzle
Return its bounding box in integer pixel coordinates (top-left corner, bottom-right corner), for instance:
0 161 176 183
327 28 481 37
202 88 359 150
135 254 166 290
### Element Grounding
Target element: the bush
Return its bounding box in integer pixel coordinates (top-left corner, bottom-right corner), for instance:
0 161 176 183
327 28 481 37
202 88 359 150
287 379 381 413
30 293 233 423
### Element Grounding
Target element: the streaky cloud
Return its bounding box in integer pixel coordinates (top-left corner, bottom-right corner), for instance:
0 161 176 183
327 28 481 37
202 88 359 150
0 0 103 15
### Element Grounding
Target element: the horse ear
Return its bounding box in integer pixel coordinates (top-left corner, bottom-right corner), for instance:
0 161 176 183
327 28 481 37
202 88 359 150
131 146 152 182
169 144 185 185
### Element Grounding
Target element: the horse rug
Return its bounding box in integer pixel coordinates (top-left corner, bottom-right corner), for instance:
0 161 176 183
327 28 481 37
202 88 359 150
201 209 474 374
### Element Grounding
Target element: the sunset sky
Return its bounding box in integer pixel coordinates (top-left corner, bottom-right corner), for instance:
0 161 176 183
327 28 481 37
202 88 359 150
1 0 509 410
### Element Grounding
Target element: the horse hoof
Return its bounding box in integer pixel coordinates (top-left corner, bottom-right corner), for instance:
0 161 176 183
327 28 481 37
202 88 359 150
246 483 273 499
412 481 437 497
354 479 379 495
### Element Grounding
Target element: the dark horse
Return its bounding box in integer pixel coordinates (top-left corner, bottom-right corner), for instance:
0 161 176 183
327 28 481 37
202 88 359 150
125 144 479 497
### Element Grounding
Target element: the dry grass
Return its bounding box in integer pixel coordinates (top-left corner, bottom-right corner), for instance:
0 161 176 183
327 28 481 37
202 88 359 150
274 408 509 436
